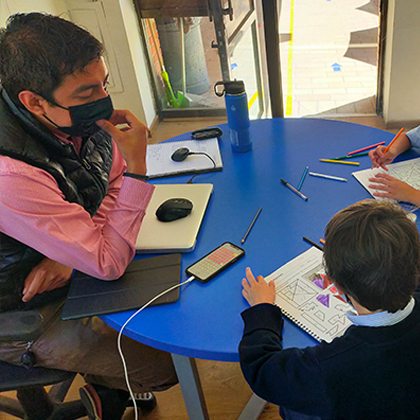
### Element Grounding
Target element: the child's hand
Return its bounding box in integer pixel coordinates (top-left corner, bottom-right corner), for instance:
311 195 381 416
369 146 396 170
242 267 276 307
368 173 418 203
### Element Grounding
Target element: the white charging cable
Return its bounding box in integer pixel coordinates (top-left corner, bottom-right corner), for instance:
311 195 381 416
117 275 195 419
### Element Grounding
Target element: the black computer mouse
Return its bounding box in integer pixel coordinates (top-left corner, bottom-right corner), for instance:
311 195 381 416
171 147 191 162
156 198 193 222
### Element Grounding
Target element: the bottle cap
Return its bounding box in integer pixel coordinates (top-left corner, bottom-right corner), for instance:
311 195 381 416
224 80 245 94
214 80 245 96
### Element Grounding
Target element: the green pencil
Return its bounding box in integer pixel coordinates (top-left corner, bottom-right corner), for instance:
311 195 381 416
331 152 369 160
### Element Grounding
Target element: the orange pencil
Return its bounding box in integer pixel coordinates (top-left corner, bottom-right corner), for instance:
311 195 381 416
383 127 405 154
320 238 326 245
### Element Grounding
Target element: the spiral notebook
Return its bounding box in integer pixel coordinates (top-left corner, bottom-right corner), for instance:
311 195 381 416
266 247 352 343
146 138 223 179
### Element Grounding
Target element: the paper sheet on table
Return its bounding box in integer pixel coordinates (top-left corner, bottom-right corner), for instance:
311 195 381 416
352 157 420 204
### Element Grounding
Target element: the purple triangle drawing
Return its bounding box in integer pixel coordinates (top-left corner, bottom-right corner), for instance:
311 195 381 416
312 277 324 289
317 294 330 307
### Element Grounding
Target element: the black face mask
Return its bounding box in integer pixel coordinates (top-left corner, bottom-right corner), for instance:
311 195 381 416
43 95 114 137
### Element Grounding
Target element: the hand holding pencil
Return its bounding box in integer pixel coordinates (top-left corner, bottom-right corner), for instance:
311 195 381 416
368 145 397 171
369 128 407 170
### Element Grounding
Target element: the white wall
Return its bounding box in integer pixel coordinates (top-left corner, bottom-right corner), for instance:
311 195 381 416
1 0 68 25
0 0 157 127
119 0 156 125
383 0 420 127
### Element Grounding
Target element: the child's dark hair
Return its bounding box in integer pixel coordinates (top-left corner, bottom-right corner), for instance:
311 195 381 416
323 200 420 313
0 13 103 104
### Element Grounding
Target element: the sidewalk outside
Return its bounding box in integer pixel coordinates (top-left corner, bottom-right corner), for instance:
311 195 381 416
279 0 379 117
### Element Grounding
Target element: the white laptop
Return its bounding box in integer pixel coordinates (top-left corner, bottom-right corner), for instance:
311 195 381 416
135 183 213 253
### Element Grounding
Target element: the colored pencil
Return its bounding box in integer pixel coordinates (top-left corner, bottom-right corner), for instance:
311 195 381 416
281 179 308 201
319 159 359 166
309 172 347 182
332 152 369 160
348 142 385 155
383 127 405 154
320 238 326 245
303 237 324 251
241 207 262 244
297 166 309 191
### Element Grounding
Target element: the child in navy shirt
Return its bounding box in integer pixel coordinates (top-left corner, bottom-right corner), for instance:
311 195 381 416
239 200 420 420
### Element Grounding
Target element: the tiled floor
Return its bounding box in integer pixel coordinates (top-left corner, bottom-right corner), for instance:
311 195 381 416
153 1 381 119
279 0 380 117
176 0 381 119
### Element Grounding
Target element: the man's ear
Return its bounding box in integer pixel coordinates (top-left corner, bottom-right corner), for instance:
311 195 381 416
18 91 48 116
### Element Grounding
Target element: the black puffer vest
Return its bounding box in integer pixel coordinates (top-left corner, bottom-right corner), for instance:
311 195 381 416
0 87 113 312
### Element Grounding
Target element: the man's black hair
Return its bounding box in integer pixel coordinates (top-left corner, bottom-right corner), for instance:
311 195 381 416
0 13 104 104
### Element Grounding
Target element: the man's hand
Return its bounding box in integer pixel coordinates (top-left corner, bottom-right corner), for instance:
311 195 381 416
242 267 276 307
368 173 420 204
22 258 73 302
96 109 148 175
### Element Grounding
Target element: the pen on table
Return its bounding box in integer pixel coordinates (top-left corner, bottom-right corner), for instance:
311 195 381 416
241 207 262 244
309 172 347 182
332 152 369 160
303 237 324 251
383 127 405 154
320 238 326 245
297 166 309 191
319 159 359 166
347 142 385 155
281 179 308 201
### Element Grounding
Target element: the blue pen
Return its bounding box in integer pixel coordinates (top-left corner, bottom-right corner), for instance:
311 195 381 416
297 166 309 191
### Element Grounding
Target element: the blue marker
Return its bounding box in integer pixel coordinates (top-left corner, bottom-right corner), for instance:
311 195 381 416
297 166 309 191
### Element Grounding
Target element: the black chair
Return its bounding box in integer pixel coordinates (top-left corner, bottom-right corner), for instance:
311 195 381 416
0 310 87 420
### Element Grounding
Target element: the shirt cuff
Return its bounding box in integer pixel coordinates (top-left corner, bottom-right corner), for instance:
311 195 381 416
241 303 284 337
118 176 155 209
406 125 420 148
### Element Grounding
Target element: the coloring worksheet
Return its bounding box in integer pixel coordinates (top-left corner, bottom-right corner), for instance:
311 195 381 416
266 247 352 343
352 157 420 202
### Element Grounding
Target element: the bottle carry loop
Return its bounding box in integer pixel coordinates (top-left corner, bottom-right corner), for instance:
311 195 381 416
214 80 246 97
214 81 226 97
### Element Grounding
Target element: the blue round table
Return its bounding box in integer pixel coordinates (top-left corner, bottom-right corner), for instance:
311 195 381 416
102 118 418 419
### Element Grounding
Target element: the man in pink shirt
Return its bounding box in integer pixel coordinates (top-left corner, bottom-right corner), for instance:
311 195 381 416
0 13 177 419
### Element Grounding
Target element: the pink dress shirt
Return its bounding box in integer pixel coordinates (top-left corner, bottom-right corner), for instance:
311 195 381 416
0 136 154 280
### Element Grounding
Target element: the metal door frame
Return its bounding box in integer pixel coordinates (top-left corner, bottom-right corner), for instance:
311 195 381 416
136 0 279 119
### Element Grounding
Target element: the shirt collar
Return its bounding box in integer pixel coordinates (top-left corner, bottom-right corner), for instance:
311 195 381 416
53 133 82 154
346 298 415 327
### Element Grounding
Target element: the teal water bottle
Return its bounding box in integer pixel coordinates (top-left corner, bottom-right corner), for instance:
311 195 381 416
215 80 252 153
